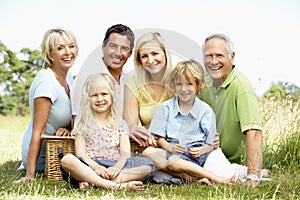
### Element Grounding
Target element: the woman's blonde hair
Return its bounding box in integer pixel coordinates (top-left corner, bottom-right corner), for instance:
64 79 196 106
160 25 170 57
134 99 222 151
41 27 78 69
133 32 173 100
72 73 119 136
168 60 207 96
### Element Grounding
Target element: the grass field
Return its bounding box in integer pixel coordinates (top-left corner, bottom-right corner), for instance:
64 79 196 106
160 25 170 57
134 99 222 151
0 98 299 199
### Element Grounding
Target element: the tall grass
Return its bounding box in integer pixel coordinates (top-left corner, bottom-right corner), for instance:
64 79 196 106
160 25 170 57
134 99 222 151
260 98 300 171
0 98 299 199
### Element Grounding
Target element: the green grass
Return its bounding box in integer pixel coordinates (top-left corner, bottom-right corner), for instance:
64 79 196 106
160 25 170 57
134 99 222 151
0 98 299 199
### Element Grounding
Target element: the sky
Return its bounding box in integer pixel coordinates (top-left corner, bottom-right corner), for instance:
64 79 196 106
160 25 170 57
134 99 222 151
1 0 300 96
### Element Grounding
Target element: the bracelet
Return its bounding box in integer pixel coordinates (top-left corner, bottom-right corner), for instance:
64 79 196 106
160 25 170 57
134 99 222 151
246 174 260 182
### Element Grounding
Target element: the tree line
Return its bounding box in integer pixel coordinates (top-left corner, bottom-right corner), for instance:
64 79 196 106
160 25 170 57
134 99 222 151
0 42 42 115
0 41 299 116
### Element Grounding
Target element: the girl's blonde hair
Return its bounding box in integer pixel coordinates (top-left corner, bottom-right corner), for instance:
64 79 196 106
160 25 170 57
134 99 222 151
41 27 78 69
72 73 119 136
168 60 207 96
133 32 173 100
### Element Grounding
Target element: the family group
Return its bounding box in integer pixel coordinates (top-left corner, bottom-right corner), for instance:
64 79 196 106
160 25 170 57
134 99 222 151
14 24 267 190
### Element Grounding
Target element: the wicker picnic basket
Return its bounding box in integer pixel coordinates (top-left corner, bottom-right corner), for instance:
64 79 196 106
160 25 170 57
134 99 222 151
42 134 75 181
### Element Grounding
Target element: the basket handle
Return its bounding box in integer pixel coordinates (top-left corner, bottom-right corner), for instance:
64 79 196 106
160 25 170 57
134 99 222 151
58 147 64 159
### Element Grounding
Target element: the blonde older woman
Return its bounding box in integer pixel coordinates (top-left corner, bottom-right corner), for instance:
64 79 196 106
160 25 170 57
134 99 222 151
15 27 78 183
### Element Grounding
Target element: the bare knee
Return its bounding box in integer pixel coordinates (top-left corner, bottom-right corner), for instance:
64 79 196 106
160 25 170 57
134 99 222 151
167 156 181 172
61 153 76 169
167 162 179 172
138 164 154 181
141 147 155 158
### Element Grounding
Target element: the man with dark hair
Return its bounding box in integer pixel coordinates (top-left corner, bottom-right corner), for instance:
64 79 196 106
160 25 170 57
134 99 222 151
72 24 135 117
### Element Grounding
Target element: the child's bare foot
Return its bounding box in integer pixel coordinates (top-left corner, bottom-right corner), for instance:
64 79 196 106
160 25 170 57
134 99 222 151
119 181 144 191
215 175 236 185
229 175 237 184
180 173 197 183
224 175 236 185
79 181 91 190
197 178 211 185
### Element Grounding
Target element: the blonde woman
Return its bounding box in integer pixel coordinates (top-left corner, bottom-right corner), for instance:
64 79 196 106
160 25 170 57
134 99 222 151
60 73 154 191
124 32 174 148
15 28 78 183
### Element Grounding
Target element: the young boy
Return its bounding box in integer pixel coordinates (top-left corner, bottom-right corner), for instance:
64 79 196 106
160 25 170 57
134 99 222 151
142 60 235 185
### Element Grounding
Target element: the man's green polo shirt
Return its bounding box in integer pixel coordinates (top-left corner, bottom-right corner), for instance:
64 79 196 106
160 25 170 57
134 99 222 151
201 68 262 164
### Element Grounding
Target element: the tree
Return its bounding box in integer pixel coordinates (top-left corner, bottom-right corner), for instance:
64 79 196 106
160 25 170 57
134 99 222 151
0 42 43 115
263 81 300 102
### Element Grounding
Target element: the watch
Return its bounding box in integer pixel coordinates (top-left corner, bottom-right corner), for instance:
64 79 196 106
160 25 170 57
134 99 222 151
246 174 260 182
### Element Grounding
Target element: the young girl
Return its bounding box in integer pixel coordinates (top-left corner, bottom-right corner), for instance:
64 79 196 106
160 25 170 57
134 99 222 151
142 60 236 185
60 73 154 191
